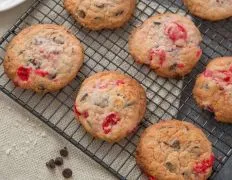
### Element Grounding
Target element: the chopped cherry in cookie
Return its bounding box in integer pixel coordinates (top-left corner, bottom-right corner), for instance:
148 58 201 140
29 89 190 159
73 104 89 118
193 154 215 174
17 66 32 81
82 111 89 118
149 49 166 66
203 70 213 78
102 112 120 134
177 63 185 68
148 176 157 180
116 80 125 86
165 22 187 46
73 104 82 117
35 69 49 77
196 49 202 58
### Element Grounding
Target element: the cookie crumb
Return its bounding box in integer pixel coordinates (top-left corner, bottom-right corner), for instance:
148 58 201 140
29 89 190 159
54 157 63 166
62 168 72 178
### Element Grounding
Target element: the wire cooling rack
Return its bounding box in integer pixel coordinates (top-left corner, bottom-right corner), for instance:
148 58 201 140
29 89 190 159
0 0 232 179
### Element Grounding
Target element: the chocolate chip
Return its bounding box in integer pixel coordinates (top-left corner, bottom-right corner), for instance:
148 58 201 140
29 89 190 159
124 101 135 108
48 73 57 80
170 140 180 150
94 17 102 20
28 59 41 69
115 10 124 16
95 3 105 8
169 63 178 71
78 10 86 18
80 93 88 101
46 159 55 169
53 36 64 44
62 168 72 178
38 84 46 92
165 162 176 172
60 147 69 157
54 157 63 166
94 97 108 108
190 146 201 156
153 21 161 25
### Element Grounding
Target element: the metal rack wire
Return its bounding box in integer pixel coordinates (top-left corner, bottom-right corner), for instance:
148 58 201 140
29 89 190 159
0 0 231 179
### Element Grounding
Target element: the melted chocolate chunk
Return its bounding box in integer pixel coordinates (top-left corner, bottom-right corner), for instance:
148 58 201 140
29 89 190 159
53 36 64 44
38 84 46 92
169 63 178 71
170 139 180 150
165 162 176 172
80 93 88 102
48 73 57 80
115 10 124 16
78 10 86 18
153 21 161 25
94 97 109 108
124 101 135 108
95 3 105 8
28 58 41 69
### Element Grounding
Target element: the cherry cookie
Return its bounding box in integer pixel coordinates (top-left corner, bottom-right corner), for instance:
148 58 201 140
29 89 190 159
129 13 202 78
64 0 136 30
4 24 84 93
193 57 232 123
183 0 232 21
74 71 146 142
136 120 214 180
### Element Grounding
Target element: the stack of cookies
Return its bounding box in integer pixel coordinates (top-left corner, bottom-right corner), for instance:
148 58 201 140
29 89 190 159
3 0 232 179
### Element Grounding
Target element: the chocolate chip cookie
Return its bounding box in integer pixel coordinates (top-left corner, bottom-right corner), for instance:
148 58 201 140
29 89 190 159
64 0 136 30
136 120 214 180
74 71 146 142
193 57 232 123
183 0 232 21
4 24 84 93
129 13 202 78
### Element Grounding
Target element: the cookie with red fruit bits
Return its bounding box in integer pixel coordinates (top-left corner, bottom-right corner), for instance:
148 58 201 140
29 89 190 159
129 13 202 78
64 0 136 30
193 57 232 123
4 24 84 93
183 0 232 21
136 120 214 180
74 71 146 142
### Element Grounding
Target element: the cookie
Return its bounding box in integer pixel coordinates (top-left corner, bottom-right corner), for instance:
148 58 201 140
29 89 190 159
136 120 214 180
64 0 136 30
129 13 202 78
4 24 84 93
183 0 232 21
193 57 232 123
74 71 146 142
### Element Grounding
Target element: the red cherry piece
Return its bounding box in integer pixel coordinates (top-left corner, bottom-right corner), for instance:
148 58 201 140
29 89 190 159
17 66 32 81
35 69 49 77
229 66 232 72
73 104 81 117
82 111 89 118
223 76 230 82
165 22 187 42
203 70 213 77
148 176 156 180
193 154 215 174
149 49 166 66
196 49 202 58
102 113 120 134
116 80 125 86
177 63 185 68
